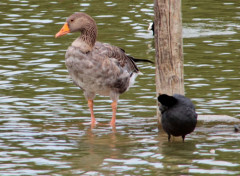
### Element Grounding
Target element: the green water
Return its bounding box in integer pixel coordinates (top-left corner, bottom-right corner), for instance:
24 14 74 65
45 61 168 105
0 0 239 175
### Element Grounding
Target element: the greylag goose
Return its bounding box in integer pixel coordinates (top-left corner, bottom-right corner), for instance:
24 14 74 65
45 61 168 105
55 12 142 127
158 94 198 142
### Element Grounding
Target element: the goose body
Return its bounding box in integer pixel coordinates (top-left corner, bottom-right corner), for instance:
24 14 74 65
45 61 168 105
55 12 141 126
65 42 139 97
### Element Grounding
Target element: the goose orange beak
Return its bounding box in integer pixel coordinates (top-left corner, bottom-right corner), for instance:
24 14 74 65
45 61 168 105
55 23 70 38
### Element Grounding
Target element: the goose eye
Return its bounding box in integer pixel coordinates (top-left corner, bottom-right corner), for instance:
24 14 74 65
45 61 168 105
70 19 74 22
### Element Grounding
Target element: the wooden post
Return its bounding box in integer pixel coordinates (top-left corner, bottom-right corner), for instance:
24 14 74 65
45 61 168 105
154 0 184 126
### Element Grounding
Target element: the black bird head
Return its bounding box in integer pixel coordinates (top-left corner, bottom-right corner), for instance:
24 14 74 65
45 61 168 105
158 94 178 107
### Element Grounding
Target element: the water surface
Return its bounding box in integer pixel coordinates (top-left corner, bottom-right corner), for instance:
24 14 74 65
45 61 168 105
0 0 240 175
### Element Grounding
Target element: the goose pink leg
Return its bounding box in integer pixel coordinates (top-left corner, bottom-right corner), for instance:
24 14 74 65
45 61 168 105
110 101 117 126
88 100 96 125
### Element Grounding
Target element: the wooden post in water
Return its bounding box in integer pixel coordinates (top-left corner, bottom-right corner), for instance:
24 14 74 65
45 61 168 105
154 0 184 127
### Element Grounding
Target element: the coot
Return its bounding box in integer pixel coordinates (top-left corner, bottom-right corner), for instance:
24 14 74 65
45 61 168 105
158 94 197 142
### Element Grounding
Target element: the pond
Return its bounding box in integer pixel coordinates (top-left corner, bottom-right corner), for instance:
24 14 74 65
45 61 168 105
0 0 239 175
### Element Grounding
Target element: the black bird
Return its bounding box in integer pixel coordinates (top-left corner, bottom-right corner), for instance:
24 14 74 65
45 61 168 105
148 22 154 35
234 125 240 132
158 94 198 142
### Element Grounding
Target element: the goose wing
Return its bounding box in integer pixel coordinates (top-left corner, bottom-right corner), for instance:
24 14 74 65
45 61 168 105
94 42 139 74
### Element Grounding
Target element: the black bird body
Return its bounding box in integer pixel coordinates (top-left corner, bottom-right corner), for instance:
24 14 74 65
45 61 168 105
158 94 197 142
